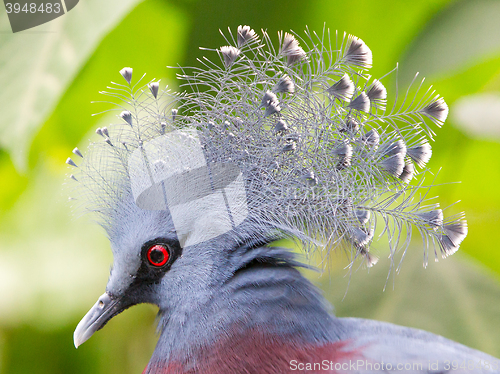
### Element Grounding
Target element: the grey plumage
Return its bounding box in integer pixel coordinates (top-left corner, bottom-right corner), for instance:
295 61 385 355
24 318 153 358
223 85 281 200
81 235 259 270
439 221 468 257
380 140 406 177
333 143 353 169
343 116 360 133
120 111 133 126
261 90 278 108
408 140 432 168
348 92 371 112
220 45 240 68
272 75 295 94
70 26 499 372
236 25 258 48
399 160 415 183
362 129 380 147
279 32 307 65
355 209 370 224
171 108 178 122
366 79 387 110
343 35 372 68
274 119 288 133
417 209 444 227
72 147 83 158
66 157 77 167
327 73 355 102
149 81 160 99
119 67 132 84
422 96 449 125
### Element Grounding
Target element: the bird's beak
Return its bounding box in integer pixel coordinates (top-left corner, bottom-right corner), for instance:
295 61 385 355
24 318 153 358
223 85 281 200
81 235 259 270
74 292 125 348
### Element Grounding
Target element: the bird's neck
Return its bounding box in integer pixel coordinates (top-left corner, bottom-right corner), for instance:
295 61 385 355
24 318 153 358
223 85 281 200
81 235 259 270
147 246 344 372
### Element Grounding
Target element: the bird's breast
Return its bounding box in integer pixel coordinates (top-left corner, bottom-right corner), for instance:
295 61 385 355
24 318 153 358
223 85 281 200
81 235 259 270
143 328 361 374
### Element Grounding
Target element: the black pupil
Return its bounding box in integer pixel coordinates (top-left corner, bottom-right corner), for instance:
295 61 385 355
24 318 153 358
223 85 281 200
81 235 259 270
150 248 165 264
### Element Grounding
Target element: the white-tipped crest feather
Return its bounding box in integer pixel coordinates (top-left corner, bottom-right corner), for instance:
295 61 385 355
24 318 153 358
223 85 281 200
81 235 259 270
69 25 466 270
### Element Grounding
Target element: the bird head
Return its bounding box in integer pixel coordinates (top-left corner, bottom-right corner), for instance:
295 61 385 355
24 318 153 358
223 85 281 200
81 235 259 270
72 129 258 347
70 25 467 348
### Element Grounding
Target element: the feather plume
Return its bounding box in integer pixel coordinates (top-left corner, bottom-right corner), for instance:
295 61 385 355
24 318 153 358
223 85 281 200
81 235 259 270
69 26 467 269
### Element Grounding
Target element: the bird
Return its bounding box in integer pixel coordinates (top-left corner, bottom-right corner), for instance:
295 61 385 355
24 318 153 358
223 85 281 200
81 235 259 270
69 25 500 373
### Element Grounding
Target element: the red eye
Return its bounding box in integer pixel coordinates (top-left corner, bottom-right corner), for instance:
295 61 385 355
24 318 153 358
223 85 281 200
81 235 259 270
146 244 170 267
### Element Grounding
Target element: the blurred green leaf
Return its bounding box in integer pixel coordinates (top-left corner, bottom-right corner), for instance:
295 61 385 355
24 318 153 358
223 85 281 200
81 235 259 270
0 162 110 328
30 0 189 169
400 0 500 85
181 0 455 80
391 0 500 278
309 0 455 78
0 0 145 170
0 151 27 213
2 304 157 374
452 93 500 139
445 139 500 275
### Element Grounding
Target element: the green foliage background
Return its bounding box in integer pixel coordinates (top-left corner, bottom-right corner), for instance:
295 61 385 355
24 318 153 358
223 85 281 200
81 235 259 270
1 0 500 372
